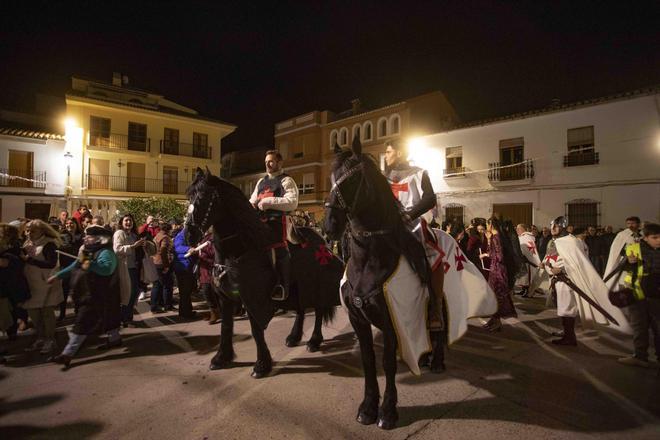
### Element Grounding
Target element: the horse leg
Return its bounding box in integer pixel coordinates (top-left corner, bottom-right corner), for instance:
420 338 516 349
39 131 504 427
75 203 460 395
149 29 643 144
378 304 399 430
347 307 379 425
285 306 304 347
249 312 273 379
210 296 236 370
306 308 324 352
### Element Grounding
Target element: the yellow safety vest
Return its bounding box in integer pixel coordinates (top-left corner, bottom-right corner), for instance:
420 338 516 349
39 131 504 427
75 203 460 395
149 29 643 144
624 243 646 300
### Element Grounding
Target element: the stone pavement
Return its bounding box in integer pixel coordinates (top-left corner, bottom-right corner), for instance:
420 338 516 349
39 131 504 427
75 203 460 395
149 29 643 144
1 294 659 440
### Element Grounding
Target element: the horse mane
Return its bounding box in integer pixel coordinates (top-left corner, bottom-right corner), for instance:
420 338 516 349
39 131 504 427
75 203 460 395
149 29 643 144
189 173 270 251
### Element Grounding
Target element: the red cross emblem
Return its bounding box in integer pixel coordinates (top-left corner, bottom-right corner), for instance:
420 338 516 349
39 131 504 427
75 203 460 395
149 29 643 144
454 249 467 271
258 186 274 200
545 254 558 263
314 244 333 266
443 262 451 274
390 182 409 199
526 242 537 255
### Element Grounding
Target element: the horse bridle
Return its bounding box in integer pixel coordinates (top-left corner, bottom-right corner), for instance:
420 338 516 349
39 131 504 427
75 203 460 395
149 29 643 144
188 188 220 235
325 160 391 238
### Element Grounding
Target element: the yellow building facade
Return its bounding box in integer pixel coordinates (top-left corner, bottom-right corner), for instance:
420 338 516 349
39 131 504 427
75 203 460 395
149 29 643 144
64 74 236 218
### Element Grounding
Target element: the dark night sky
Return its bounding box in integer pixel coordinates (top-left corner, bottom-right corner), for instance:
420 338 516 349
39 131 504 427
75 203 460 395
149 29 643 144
1 1 658 152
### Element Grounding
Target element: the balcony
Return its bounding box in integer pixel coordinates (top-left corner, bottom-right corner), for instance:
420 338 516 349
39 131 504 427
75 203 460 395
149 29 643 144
86 174 190 195
488 159 535 182
0 168 46 189
443 166 466 178
160 140 212 159
564 151 599 167
89 133 151 152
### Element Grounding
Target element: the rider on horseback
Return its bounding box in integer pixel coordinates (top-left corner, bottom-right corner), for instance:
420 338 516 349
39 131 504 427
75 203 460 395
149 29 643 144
249 150 299 301
383 139 446 372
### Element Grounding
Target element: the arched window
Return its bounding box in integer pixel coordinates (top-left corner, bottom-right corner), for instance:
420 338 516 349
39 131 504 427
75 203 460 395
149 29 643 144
329 130 338 149
389 114 400 134
362 121 373 141
377 117 388 138
339 127 348 146
352 124 361 143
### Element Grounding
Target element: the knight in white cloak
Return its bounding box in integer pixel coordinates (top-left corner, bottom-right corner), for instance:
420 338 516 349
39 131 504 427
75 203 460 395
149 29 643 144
604 216 641 290
515 224 541 298
543 216 632 346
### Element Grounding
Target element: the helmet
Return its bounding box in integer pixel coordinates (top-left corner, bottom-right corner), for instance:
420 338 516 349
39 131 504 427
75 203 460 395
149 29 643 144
550 216 568 229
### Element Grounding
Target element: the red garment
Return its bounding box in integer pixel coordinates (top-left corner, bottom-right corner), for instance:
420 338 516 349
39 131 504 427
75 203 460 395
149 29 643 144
139 223 160 238
72 210 83 228
487 234 517 318
197 234 215 285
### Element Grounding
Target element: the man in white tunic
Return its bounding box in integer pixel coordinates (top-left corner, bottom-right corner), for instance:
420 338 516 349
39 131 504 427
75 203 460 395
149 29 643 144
516 224 541 298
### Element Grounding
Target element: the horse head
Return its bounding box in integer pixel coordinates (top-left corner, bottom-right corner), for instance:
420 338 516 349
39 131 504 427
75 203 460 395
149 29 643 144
324 136 399 241
185 167 218 245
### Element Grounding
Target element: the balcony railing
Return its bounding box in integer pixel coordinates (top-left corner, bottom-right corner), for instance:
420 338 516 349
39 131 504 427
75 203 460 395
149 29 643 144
443 166 466 177
86 174 190 195
89 133 150 152
0 168 46 189
564 151 599 167
488 159 534 182
160 140 212 159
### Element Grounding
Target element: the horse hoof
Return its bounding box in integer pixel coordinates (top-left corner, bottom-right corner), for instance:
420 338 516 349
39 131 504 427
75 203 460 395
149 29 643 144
285 336 301 347
306 340 321 352
377 417 398 430
251 358 273 379
356 411 377 425
250 368 272 379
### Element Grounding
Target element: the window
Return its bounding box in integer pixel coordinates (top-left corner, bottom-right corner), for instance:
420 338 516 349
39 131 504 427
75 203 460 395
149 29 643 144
352 124 361 143
193 132 210 158
7 150 34 188
498 137 525 181
566 199 599 229
88 158 109 190
339 127 348 146
90 116 111 147
279 141 289 159
163 166 178 194
363 121 373 141
444 146 463 176
329 130 338 149
377 117 388 138
297 173 315 195
389 114 400 134
126 162 145 192
162 128 179 155
565 126 598 166
128 122 147 151
444 205 464 224
25 203 51 221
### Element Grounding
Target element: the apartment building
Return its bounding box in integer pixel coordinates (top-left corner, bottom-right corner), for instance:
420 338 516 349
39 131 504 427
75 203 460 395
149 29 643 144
0 73 236 222
414 87 660 228
64 73 236 217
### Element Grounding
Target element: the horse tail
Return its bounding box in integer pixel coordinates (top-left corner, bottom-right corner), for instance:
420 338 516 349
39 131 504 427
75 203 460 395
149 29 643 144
318 305 337 325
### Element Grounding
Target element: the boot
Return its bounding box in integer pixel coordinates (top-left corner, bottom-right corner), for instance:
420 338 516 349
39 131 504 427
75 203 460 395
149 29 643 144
430 330 446 373
552 317 577 346
208 308 221 325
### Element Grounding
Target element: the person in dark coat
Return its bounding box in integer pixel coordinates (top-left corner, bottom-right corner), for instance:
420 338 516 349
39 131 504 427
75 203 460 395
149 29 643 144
58 218 83 321
47 225 121 369
172 227 198 319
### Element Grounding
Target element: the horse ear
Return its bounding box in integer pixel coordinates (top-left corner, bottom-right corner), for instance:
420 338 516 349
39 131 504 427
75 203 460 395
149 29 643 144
333 142 342 154
351 135 362 156
195 167 204 180
204 166 212 177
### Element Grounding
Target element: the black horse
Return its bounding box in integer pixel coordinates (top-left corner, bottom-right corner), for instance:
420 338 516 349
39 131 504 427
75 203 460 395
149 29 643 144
185 168 342 378
324 138 430 430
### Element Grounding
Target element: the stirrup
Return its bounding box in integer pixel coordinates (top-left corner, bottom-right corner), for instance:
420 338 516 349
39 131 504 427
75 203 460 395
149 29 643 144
271 284 288 301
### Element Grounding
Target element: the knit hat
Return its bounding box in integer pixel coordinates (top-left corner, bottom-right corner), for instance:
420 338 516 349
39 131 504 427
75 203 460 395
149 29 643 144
85 224 112 237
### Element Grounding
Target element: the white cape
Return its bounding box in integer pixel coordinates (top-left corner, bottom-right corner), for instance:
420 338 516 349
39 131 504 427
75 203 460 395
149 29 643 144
516 232 541 287
431 229 498 345
604 229 637 290
555 235 632 335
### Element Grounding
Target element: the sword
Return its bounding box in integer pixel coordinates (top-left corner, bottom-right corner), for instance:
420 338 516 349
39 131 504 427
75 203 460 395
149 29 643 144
603 257 627 283
548 264 619 326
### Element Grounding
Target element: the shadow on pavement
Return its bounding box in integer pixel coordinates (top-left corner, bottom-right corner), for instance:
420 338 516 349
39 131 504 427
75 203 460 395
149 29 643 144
2 421 104 439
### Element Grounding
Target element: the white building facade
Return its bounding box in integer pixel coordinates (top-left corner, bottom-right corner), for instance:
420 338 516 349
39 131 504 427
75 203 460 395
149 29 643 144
411 88 660 229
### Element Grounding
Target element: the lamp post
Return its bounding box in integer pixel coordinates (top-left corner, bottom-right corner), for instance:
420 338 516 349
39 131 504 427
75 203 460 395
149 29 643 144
63 151 73 212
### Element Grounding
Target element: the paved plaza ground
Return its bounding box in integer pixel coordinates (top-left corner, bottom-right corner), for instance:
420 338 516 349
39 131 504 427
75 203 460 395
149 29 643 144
1 294 659 440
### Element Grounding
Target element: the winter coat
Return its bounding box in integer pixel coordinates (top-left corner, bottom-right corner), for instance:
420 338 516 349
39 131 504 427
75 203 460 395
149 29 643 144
172 230 194 272
0 247 31 304
22 237 63 309
152 231 172 269
197 233 215 285
56 247 121 335
113 229 155 305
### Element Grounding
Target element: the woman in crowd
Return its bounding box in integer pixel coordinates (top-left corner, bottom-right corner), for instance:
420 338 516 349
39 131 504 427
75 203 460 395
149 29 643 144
480 217 518 332
58 218 83 321
21 219 64 355
151 222 174 313
113 214 152 327
48 225 122 369
0 224 31 360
